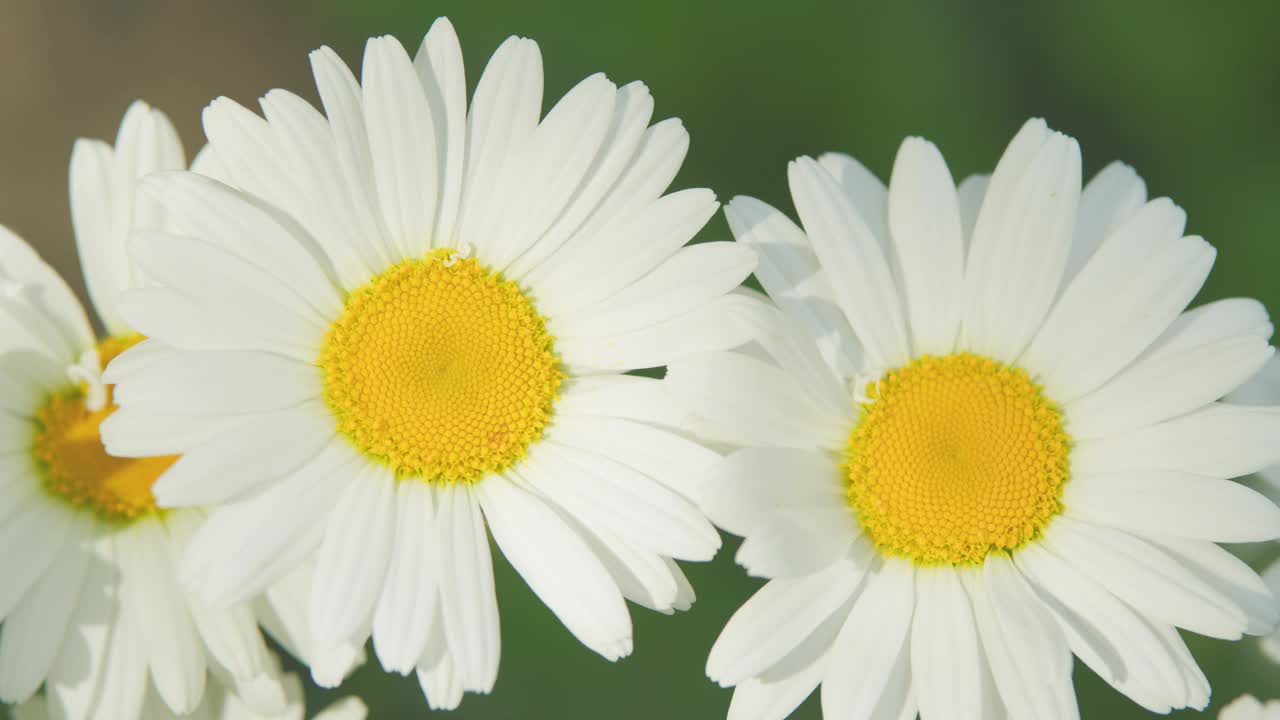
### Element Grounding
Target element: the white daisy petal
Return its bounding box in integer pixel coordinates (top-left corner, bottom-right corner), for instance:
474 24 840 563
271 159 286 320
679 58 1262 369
478 475 632 660
1072 403 1280 479
362 35 440 259
820 559 915 720
1148 297 1274 363
0 494 77 620
311 463 396 646
707 557 866 687
507 81 654 278
553 374 686 428
955 173 989 248
545 505 680 614
665 351 848 450
112 348 319 417
735 507 860 579
69 137 131 335
117 521 207 714
526 188 718 317
257 562 363 688
1015 542 1184 714
1146 537 1277 636
547 415 720 504
0 225 94 362
723 196 862 378
0 515 91 703
887 137 964 356
98 406 239 459
436 484 500 693
726 663 826 720
1067 336 1273 439
456 35 542 253
789 156 911 370
522 442 720 561
1041 516 1246 639
152 401 334 508
182 441 357 606
412 18 467 248
967 554 1076 720
1064 471 1280 543
372 481 438 674
1062 161 1148 287
699 447 844 538
962 124 1080 362
556 292 756 371
1022 202 1213 401
416 647 464 712
553 241 755 339
484 74 618 271
911 564 985 720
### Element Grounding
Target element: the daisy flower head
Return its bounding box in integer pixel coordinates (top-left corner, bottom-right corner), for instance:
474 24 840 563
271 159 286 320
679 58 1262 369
673 118 1280 719
0 103 318 719
102 17 751 709
1221 695 1280 720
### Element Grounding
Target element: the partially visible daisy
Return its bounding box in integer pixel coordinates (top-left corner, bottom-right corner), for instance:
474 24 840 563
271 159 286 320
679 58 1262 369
1221 694 1280 720
102 18 747 709
671 119 1280 719
13 672 367 720
0 102 341 719
1230 356 1280 488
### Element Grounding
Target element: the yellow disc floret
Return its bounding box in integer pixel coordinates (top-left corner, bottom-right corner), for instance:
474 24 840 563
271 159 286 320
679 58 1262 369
320 249 563 483
845 353 1070 565
34 334 174 523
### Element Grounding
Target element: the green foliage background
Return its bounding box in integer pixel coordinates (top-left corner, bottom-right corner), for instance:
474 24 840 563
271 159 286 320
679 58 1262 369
293 2 1280 718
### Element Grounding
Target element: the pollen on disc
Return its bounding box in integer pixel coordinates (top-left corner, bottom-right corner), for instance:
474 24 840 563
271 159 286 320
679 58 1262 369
34 334 175 523
844 353 1071 565
319 249 563 484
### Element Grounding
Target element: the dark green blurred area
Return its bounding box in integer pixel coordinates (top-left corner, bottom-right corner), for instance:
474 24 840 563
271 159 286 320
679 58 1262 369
292 1 1280 718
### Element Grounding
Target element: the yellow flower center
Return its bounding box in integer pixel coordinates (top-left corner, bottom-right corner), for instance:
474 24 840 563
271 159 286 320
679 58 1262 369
34 335 175 523
844 353 1070 565
320 250 563 483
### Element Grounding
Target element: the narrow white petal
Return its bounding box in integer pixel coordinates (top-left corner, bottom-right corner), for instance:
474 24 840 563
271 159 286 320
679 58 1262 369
416 649 464 712
457 36 542 250
257 562 363 688
311 464 396 646
821 559 916 720
1067 337 1273 439
967 555 1076 720
726 665 825 720
723 195 863 378
1071 403 1280 479
436 484 501 692
911 564 985 720
111 348 319 417
1041 516 1246 639
1062 161 1148 287
1065 471 1280 543
665 351 848 450
116 521 206 714
69 138 131 335
789 156 911 370
0 494 77 620
962 123 1080 362
414 18 468 247
521 442 720 561
1015 542 1188 714
1022 201 1213 401
362 35 440 259
484 74 618 271
372 481 438 674
0 516 91 703
182 442 357 607
553 374 687 428
547 415 721 504
699 447 844 538
478 475 632 660
707 558 866 686
888 137 964 355
0 226 93 362
735 507 859 579
1146 537 1277 636
1150 298 1274 365
99 406 239 459
956 174 989 250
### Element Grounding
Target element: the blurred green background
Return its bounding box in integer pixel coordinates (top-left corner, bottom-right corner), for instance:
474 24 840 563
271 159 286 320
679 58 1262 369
2 1 1279 717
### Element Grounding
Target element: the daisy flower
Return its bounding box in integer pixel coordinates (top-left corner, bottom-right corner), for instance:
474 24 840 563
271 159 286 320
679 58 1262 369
101 17 748 709
1220 695 1280 720
0 102 339 718
13 672 367 720
671 118 1280 719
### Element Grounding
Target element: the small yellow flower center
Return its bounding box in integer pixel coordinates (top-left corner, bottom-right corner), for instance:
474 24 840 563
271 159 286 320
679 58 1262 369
320 250 563 483
844 353 1070 565
34 335 175 523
